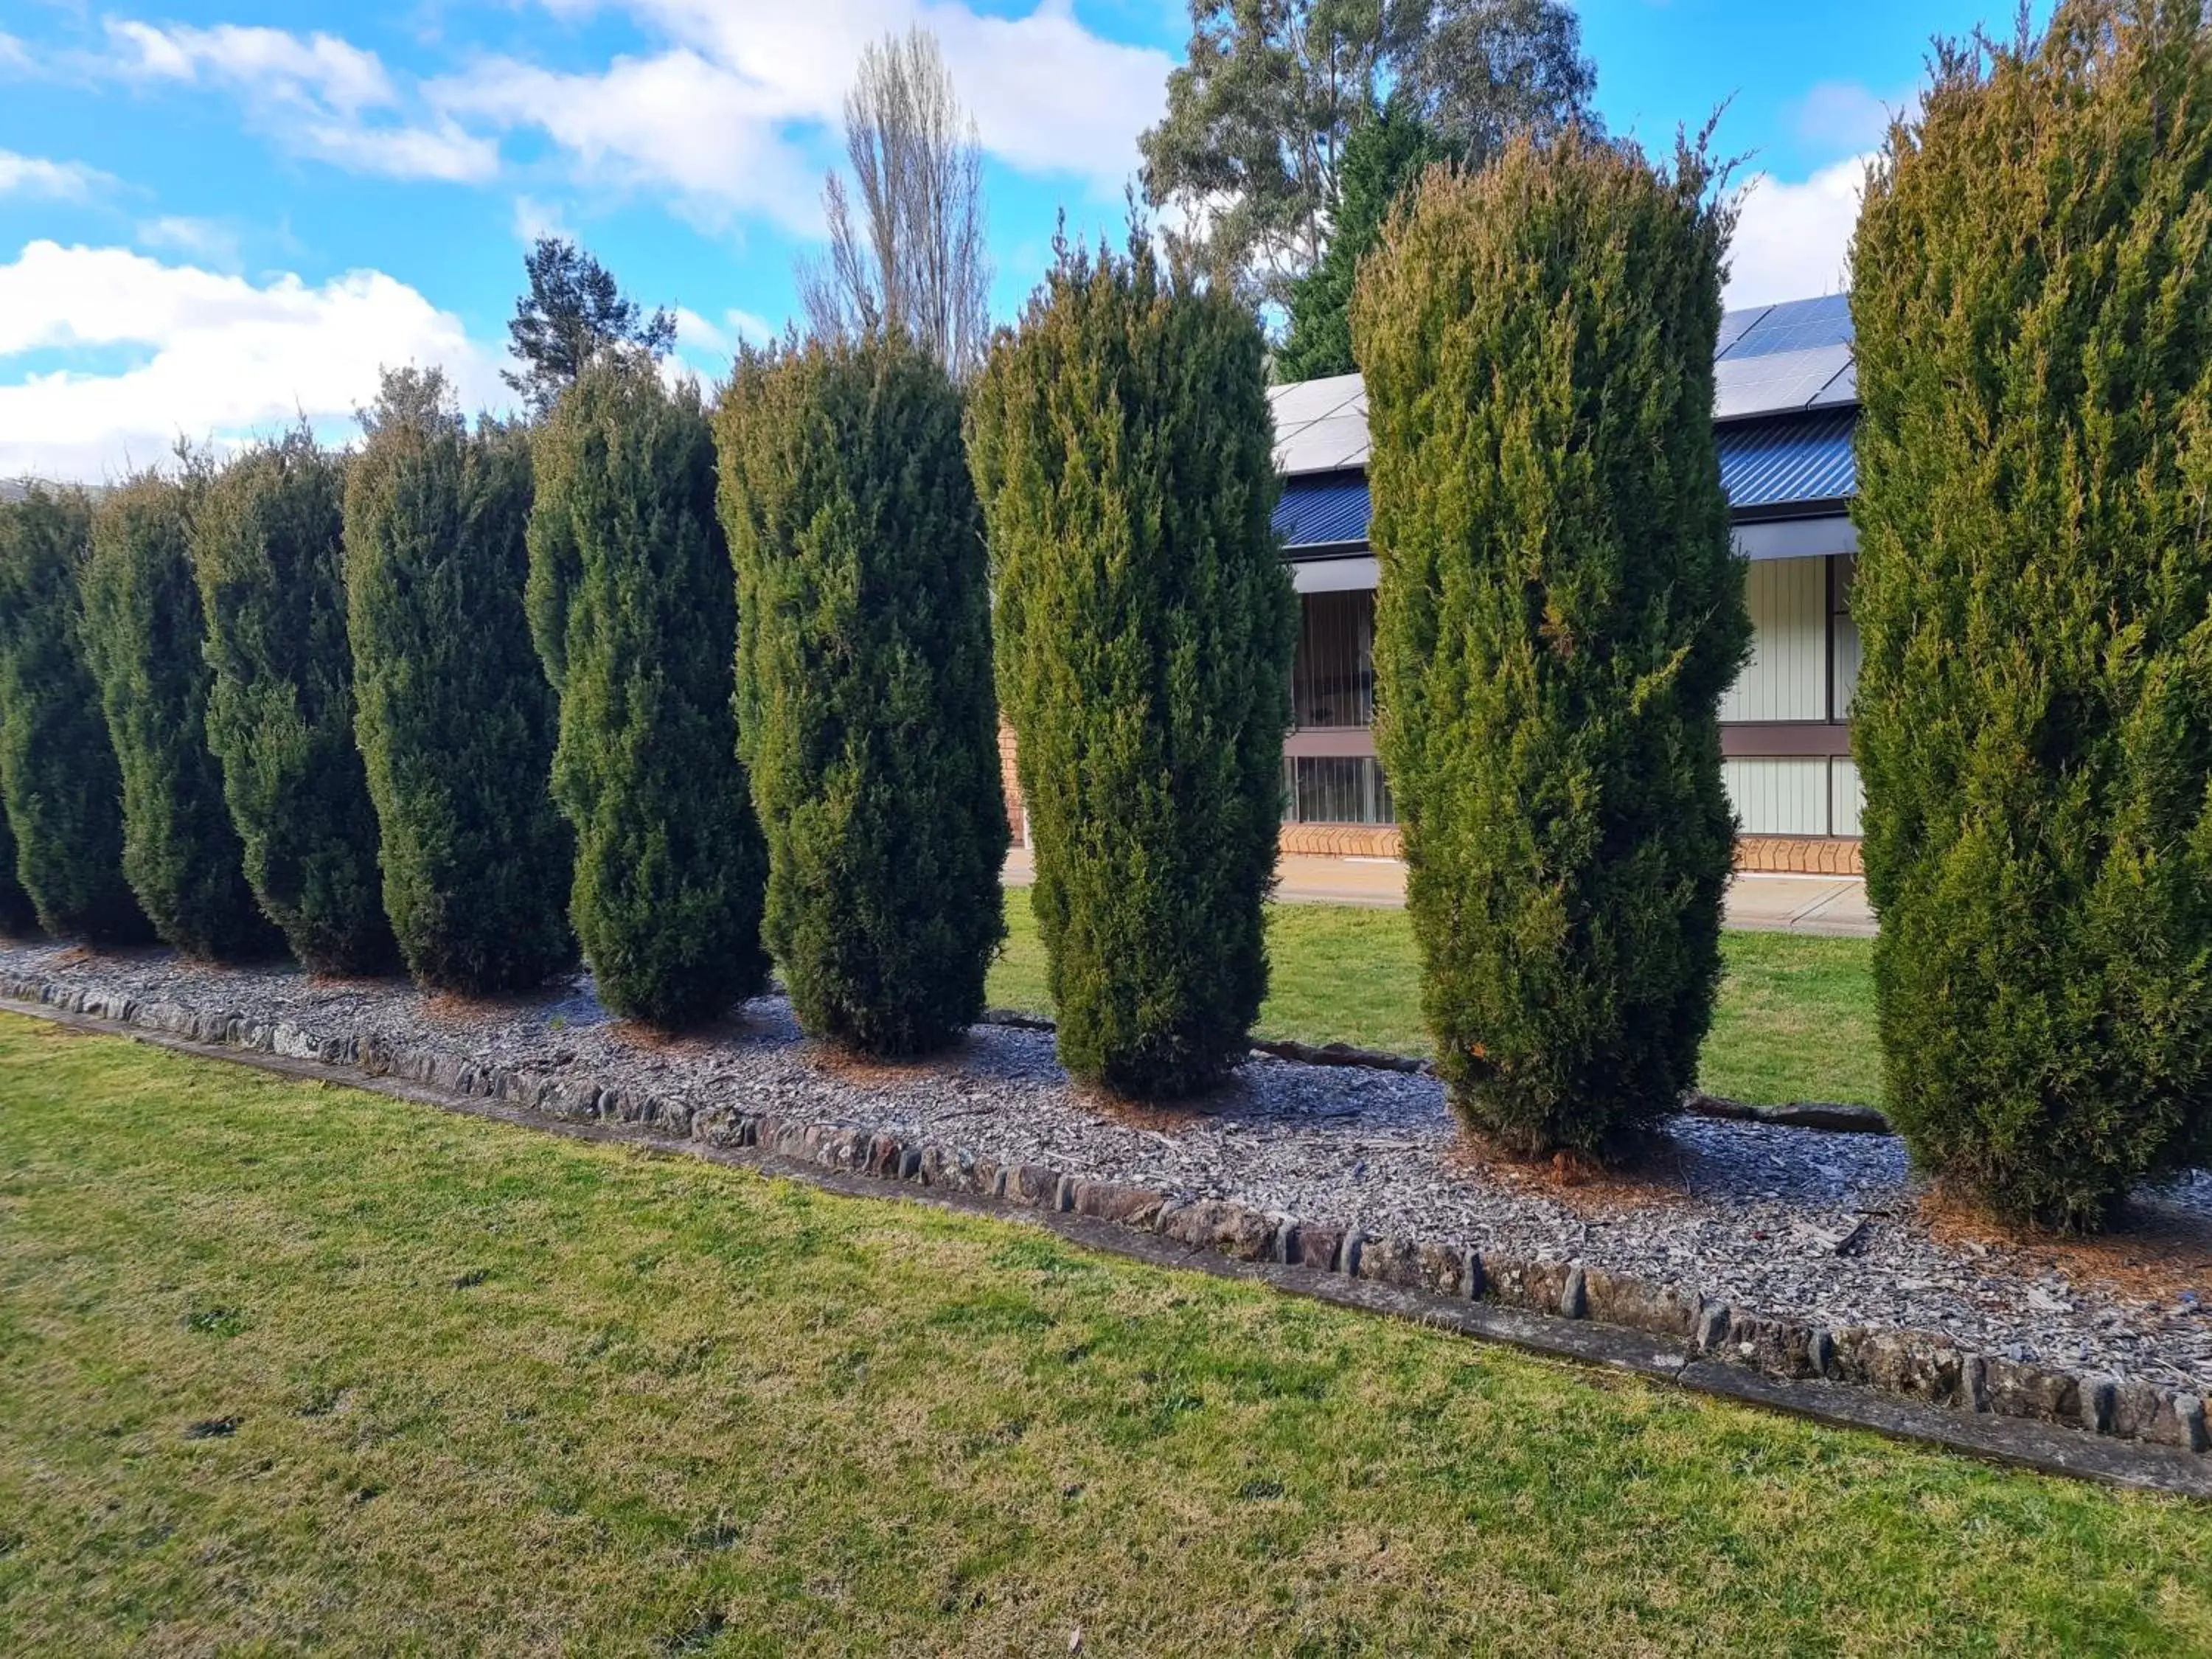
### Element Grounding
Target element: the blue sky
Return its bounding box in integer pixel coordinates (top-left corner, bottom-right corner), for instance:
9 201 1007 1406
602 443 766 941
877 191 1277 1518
0 0 2045 479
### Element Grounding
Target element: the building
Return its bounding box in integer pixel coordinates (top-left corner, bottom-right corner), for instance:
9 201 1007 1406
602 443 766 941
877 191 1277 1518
997 294 1865 877
1267 293 1863 874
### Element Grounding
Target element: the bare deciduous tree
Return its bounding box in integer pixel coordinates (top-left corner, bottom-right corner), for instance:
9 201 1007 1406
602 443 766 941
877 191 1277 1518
799 26 992 378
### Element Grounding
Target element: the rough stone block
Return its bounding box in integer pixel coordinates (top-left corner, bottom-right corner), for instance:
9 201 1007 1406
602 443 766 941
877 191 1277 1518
865 1133 905 1178
1852 1329 1969 1406
1353 1235 1425 1290
1484 1255 1571 1314
1155 1200 1274 1262
1288 1223 1346 1273
2111 1382 2211 1451
1004 1164 1062 1209
919 1144 979 1191
1417 1242 1467 1298
1559 1266 1588 1319
1069 1180 1164 1227
1982 1356 2082 1425
1583 1270 1703 1342
1728 1314 1829 1380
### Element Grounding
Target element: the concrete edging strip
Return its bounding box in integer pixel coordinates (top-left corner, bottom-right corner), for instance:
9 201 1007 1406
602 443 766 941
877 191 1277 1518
3 984 2208 1499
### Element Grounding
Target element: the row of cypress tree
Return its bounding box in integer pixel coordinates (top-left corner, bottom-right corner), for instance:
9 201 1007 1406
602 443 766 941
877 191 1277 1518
0 385 580 994
0 229 1293 1088
7 7 2198 1231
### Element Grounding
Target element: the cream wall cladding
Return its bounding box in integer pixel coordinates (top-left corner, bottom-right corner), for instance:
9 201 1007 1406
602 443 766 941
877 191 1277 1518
1830 757 1865 838
1723 757 1830 836
1721 556 1828 723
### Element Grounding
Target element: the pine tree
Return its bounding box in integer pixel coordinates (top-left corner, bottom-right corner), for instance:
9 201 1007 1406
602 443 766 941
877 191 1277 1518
344 369 574 994
1276 104 1447 383
82 470 279 961
1352 129 1747 1155
192 430 397 976
1851 0 2212 1229
529 357 770 1029
717 335 1006 1055
0 489 151 943
967 229 1295 1098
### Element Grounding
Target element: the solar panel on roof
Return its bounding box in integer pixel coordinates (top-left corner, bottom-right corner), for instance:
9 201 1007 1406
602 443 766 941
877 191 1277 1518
1722 293 1853 360
1275 411 1372 475
1715 304 1769 357
1714 342 1856 420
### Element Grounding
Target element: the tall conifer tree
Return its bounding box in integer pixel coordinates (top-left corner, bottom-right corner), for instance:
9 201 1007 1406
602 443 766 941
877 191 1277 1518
83 471 277 960
717 335 1006 1055
1851 0 2212 1228
968 229 1295 1098
344 369 573 994
192 430 397 975
1353 130 1745 1155
0 489 150 943
529 358 769 1029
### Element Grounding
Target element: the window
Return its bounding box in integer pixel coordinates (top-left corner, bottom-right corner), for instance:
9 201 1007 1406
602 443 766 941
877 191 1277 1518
1284 756 1396 825
1290 590 1375 728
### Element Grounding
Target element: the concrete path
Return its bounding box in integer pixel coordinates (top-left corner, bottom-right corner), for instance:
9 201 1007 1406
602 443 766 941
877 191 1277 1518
1001 846 1876 937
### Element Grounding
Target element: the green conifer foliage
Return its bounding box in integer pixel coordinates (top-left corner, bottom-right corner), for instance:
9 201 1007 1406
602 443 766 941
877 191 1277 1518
1352 131 1747 1155
192 430 397 975
968 232 1295 1099
0 489 151 943
716 335 1006 1056
0 801 34 935
1276 105 1447 383
344 369 574 994
82 472 279 960
528 358 769 1029
1851 0 2212 1230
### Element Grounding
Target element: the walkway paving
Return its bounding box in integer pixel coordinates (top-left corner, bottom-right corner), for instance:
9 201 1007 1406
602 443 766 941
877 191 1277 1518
1001 847 1876 937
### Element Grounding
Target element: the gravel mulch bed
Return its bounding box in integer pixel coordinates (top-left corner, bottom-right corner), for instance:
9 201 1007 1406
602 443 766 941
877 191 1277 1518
5 939 2211 1398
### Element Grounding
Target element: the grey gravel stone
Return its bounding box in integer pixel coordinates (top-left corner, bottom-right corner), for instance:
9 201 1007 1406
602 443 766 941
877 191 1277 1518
5 943 2211 1402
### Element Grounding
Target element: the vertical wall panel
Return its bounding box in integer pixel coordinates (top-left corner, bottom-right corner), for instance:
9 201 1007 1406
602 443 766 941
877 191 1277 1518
1721 557 1827 722
1830 757 1864 838
1829 554 1861 717
1724 757 1831 835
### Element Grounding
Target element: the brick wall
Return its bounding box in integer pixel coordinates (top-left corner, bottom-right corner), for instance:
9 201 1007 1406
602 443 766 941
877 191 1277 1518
1734 835 1863 875
1279 824 1403 858
997 719 1024 844
997 726 1860 874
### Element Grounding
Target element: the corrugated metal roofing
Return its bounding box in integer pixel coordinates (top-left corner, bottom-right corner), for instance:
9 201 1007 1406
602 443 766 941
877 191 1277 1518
1274 472 1372 548
1271 294 1860 473
1273 409 1857 549
1715 408 1857 510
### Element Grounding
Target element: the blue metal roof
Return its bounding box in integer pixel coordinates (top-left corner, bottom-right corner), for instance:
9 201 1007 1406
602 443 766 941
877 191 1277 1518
1715 408 1857 510
1274 470 1371 549
1273 411 1857 549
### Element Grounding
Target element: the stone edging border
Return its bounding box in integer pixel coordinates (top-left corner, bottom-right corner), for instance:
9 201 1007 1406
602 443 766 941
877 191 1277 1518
4 968 2205 1492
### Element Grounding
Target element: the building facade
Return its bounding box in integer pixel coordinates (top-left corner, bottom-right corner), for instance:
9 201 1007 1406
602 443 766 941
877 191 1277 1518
997 295 1867 876
1266 293 1863 874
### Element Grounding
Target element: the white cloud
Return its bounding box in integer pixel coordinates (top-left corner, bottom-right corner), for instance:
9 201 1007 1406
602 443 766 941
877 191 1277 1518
0 241 502 480
447 0 1172 213
0 150 114 200
0 32 30 72
434 49 821 229
1792 80 1917 156
1726 155 1871 310
136 216 245 268
103 19 498 183
672 305 777 354
512 194 569 245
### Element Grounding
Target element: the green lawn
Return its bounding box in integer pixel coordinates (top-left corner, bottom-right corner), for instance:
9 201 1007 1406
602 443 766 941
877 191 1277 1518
3 1015 2207 1655
988 900 1882 1107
